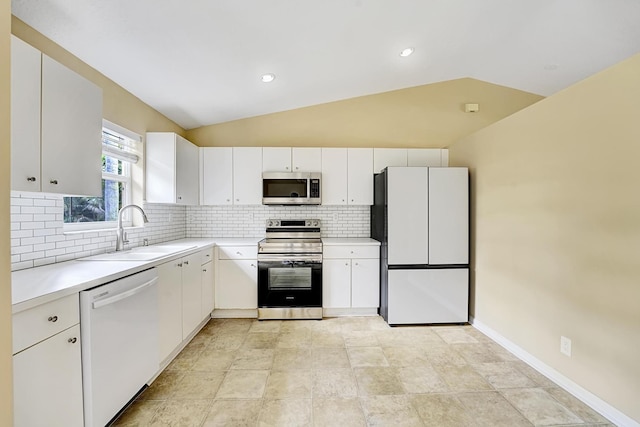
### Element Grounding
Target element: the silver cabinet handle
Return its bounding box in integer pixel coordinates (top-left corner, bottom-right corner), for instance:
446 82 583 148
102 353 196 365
345 262 349 266
184 260 189 265
236 251 242 255
250 263 256 268
177 262 183 267
203 269 207 272
50 179 58 185
236 199 239 202
48 316 58 323
354 262 359 266
27 176 37 182
68 337 77 344
178 196 182 200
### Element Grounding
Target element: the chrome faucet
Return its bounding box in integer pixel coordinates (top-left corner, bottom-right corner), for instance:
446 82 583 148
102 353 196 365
115 204 149 251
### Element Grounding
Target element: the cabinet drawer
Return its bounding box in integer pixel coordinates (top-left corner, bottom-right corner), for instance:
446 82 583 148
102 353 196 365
201 247 214 265
13 293 79 354
323 245 379 259
218 245 257 260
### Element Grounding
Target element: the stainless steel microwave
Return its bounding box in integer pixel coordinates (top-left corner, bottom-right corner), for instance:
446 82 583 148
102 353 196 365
262 172 321 205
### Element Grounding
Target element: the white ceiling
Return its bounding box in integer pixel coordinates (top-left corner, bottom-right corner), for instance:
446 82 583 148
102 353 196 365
11 0 640 130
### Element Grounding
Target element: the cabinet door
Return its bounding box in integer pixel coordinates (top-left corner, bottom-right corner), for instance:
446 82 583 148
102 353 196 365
407 149 442 167
157 261 183 363
146 133 176 203
351 258 380 308
216 259 257 309
201 147 233 205
322 259 351 308
181 253 203 338
347 148 373 205
41 54 102 196
373 148 407 173
321 148 348 205
201 260 214 319
262 147 291 172
292 147 321 172
13 324 83 427
10 36 41 192
175 135 199 205
233 147 262 205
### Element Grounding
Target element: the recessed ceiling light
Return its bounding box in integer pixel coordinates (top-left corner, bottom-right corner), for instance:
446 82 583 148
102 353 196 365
261 73 276 83
400 47 414 57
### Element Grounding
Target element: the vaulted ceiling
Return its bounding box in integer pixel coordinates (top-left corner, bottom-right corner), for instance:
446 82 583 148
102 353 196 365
11 0 640 129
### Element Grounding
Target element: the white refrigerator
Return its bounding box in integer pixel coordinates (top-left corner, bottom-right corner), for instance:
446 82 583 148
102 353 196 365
371 167 469 325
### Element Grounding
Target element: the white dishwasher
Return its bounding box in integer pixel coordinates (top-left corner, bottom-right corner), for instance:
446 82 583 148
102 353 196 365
80 267 159 427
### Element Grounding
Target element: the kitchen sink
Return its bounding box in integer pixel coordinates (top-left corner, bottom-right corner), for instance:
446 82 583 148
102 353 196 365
78 245 197 261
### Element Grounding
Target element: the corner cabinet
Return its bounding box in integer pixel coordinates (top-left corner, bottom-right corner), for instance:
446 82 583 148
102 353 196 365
146 132 199 205
12 294 84 427
11 35 103 196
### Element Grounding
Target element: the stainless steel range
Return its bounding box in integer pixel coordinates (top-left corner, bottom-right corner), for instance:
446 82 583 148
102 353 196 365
257 219 323 320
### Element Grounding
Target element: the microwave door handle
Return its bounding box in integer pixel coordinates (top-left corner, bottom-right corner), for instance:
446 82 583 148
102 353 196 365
307 177 311 199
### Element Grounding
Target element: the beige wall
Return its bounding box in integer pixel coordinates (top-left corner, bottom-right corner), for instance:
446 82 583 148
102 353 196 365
1 1 13 426
449 54 640 422
187 78 542 148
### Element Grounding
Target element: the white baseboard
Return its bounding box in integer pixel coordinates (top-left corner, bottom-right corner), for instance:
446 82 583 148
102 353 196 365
323 307 378 317
470 316 639 427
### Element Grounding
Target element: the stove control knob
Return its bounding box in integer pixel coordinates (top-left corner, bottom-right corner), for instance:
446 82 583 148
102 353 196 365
313 220 319 227
267 220 273 227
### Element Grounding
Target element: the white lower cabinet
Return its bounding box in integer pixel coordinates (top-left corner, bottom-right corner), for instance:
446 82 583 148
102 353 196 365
323 243 380 310
215 245 258 310
12 294 83 427
201 249 215 318
181 252 203 338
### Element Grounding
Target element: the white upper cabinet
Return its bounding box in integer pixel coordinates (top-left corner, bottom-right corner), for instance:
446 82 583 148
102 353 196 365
11 36 103 196
321 148 348 205
292 148 321 172
146 132 199 205
233 147 262 205
263 147 321 172
407 149 444 167
373 148 407 173
262 147 291 172
347 148 374 205
11 36 41 192
201 147 233 205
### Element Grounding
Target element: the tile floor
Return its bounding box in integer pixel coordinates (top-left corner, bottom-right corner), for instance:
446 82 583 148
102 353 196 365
113 316 615 427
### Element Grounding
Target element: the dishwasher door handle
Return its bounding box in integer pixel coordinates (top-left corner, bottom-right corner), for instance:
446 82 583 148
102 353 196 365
92 277 159 309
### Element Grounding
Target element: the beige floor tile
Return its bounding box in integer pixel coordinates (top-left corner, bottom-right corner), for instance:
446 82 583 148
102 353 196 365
457 391 533 427
509 361 558 388
353 367 404 396
433 326 480 344
171 371 226 400
343 330 380 347
191 348 236 371
311 331 345 348
339 317 377 333
264 370 313 399
411 394 477 427
148 399 212 426
230 348 275 370
501 388 583 426
113 399 163 426
140 370 185 400
258 399 312 427
272 348 313 370
216 370 269 399
423 345 468 368
242 332 279 349
399 327 450 346
277 331 312 348
485 342 520 361
165 341 206 371
396 366 450 393
312 347 351 369
280 320 318 333
249 320 283 333
202 399 262 426
312 368 358 398
313 398 366 427
212 319 253 335
207 333 246 351
383 346 432 367
433 364 493 392
347 346 389 367
452 343 505 364
360 395 423 426
544 387 610 424
474 362 539 389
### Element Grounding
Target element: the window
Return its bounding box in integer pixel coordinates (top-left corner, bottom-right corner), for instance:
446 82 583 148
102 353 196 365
63 123 140 230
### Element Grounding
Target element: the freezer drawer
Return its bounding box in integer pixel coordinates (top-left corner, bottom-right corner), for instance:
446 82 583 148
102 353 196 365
387 268 468 324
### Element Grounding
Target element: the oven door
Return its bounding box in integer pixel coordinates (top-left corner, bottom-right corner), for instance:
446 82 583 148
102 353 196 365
258 255 322 308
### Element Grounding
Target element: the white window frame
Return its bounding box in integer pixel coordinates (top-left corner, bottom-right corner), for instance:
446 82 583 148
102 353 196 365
63 121 140 232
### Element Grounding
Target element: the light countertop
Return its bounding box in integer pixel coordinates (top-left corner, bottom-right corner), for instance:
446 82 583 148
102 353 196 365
322 238 381 245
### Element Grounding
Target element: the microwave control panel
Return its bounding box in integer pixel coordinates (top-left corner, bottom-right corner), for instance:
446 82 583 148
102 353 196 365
310 179 320 197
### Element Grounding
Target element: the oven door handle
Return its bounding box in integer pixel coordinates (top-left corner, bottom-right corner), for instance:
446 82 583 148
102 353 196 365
258 255 322 263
